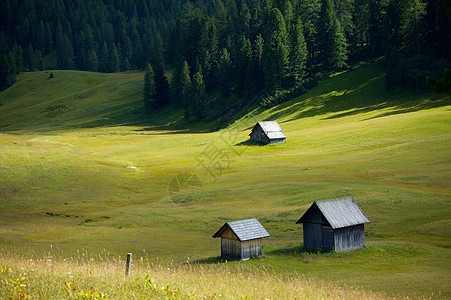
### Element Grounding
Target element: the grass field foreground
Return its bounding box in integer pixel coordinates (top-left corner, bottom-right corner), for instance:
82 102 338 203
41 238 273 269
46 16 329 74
0 63 450 298
0 249 390 299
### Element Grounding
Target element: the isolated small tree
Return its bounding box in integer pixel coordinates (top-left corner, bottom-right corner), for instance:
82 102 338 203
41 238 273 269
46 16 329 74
143 64 155 114
48 72 54 79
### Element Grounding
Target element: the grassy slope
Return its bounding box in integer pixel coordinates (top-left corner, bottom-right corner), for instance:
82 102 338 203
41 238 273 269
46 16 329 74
0 64 450 298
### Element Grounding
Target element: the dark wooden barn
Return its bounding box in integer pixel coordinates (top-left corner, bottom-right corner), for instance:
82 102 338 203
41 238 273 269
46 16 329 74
212 218 270 260
296 197 370 252
249 121 286 144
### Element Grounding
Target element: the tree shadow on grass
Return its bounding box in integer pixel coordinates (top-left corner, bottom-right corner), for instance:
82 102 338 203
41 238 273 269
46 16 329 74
265 64 449 124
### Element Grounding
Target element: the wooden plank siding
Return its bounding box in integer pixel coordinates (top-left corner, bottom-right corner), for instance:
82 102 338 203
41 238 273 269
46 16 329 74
303 223 322 250
220 238 263 260
322 226 334 251
334 224 365 252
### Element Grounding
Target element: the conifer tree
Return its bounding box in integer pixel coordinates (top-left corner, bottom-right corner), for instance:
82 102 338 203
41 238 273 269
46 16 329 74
0 54 14 91
151 32 165 71
217 48 232 97
191 70 206 119
287 18 307 87
385 48 401 91
402 0 427 55
181 60 192 121
109 43 120 73
262 8 289 92
57 33 75 70
87 50 98 72
253 34 265 92
198 17 219 90
143 63 155 114
170 58 184 107
98 41 109 73
154 69 170 108
236 35 253 97
317 0 348 71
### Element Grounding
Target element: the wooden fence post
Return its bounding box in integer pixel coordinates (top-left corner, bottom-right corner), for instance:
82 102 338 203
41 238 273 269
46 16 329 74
125 253 132 276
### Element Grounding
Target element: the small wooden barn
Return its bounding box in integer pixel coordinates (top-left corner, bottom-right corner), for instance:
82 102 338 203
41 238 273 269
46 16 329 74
249 121 286 144
212 218 270 260
296 197 370 252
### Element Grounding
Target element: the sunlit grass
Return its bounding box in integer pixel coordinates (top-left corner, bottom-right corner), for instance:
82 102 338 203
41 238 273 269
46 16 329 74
0 64 450 298
0 249 390 299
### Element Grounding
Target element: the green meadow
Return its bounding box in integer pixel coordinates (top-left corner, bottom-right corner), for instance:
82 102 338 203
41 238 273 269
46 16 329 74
0 63 450 299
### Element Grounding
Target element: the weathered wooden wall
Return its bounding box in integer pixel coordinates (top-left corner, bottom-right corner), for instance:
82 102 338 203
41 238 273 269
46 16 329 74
334 224 365 252
221 238 263 260
250 128 264 142
240 239 262 260
321 226 334 251
303 223 322 250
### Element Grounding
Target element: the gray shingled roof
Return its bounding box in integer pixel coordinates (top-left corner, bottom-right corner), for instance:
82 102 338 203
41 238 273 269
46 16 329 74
296 197 370 229
212 218 270 241
250 121 286 139
267 131 287 139
258 121 283 133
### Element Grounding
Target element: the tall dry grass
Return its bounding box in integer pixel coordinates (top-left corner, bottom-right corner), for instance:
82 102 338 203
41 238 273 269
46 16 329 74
0 248 390 299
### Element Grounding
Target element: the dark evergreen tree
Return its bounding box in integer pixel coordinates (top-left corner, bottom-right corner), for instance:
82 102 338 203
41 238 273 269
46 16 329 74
217 48 233 97
383 0 404 55
235 35 253 97
191 70 206 119
198 17 219 90
151 32 165 71
0 54 15 91
297 0 320 68
262 8 289 92
368 0 385 57
385 48 401 91
317 0 348 71
143 63 155 114
402 0 427 55
287 18 307 87
252 34 265 92
170 58 185 107
427 68 451 94
181 60 192 121
98 41 109 73
154 69 170 108
56 33 75 70
87 50 98 72
109 43 120 73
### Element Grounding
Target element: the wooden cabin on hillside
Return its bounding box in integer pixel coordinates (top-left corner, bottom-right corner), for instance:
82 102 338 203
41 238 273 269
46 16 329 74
212 218 270 260
249 121 286 144
296 197 370 252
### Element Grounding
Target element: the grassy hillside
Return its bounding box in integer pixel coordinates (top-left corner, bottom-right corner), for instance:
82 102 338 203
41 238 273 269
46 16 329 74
0 63 450 298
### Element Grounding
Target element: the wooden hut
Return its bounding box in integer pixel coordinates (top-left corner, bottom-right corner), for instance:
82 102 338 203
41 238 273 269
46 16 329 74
212 218 270 260
296 197 370 252
249 121 286 144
